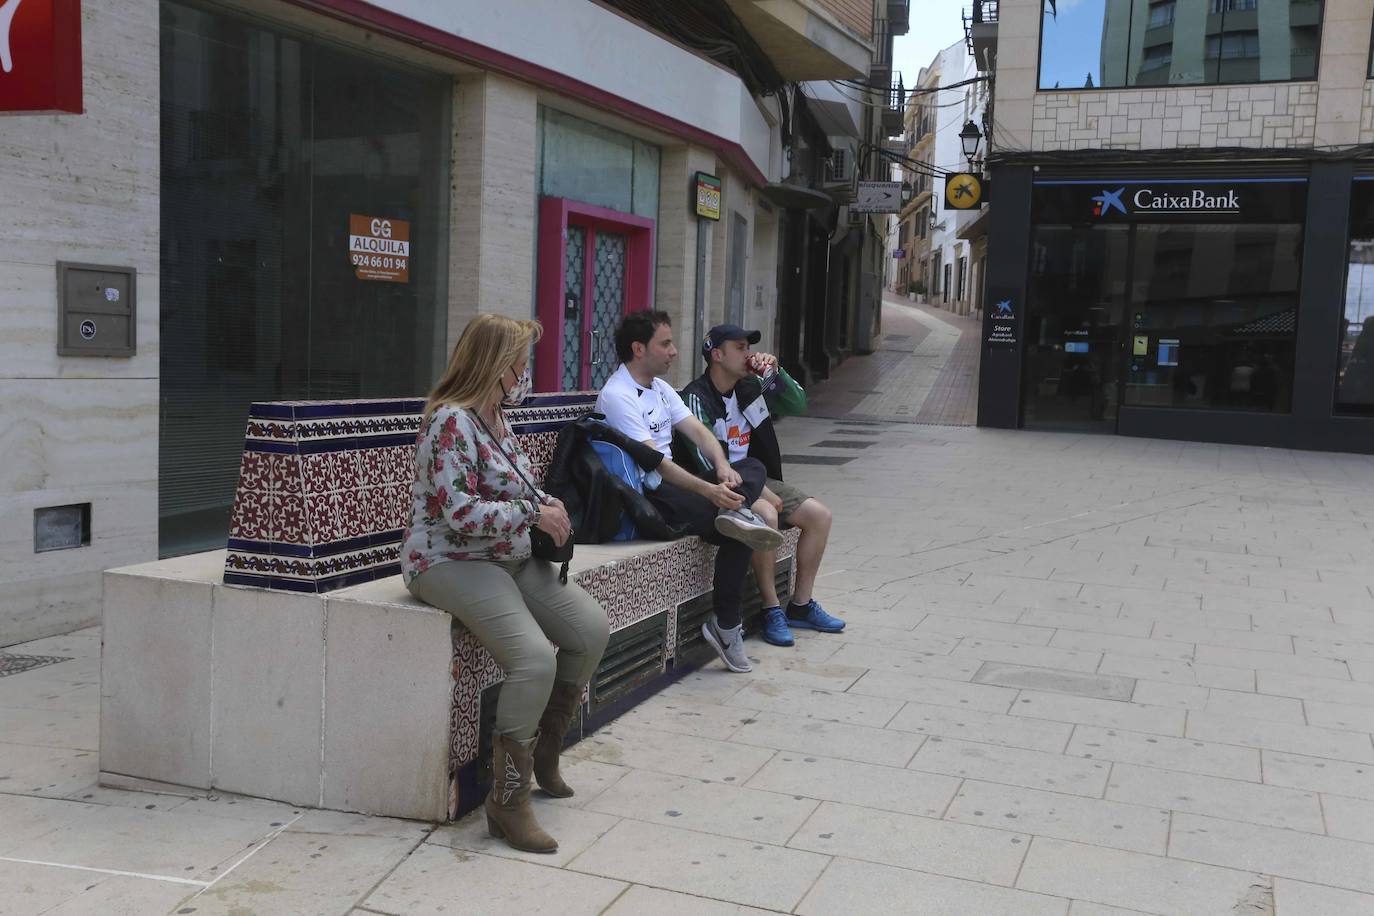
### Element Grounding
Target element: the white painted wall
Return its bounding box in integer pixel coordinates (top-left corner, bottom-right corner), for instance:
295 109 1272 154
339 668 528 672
928 40 985 316
379 0 775 177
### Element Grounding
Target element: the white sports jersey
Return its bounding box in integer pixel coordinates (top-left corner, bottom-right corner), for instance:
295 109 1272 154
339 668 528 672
596 363 692 459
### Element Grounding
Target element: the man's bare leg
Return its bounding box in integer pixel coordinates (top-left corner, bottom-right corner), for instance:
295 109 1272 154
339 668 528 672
750 498 781 608
785 498 832 605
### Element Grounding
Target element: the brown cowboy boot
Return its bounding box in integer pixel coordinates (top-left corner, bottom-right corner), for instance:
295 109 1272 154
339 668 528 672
533 680 582 798
485 733 557 854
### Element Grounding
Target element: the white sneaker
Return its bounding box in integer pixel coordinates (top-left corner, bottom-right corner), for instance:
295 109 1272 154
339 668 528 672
714 507 783 551
701 618 752 673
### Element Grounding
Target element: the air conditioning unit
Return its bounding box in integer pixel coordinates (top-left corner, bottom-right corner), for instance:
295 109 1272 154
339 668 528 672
825 149 852 184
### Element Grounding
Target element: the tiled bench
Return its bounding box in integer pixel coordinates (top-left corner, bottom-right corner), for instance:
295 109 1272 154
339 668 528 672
100 393 798 821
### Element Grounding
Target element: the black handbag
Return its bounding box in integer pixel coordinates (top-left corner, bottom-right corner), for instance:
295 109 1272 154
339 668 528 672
474 413 574 583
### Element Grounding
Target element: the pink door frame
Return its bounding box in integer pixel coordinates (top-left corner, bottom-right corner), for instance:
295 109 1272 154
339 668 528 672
535 197 656 391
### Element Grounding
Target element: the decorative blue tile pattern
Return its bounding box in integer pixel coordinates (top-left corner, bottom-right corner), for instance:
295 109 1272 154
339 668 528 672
224 393 600 593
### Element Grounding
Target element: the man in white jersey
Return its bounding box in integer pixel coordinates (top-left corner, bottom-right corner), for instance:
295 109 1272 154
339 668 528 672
597 310 781 673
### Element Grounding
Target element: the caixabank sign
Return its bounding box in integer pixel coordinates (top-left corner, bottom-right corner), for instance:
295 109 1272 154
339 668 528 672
1032 178 1307 224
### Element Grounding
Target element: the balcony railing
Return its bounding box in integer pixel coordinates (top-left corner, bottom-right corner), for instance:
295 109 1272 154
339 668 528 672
871 16 893 83
882 75 905 138
963 0 999 68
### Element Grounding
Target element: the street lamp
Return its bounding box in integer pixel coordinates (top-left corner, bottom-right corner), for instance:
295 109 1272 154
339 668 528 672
958 120 982 170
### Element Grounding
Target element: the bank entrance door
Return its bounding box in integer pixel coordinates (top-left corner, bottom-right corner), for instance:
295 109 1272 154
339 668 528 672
1023 220 1305 430
1022 225 1130 431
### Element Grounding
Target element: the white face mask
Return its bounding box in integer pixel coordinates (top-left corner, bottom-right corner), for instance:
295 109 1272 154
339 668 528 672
501 366 532 406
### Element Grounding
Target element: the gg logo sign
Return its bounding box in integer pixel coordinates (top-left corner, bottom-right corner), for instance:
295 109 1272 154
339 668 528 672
348 214 411 284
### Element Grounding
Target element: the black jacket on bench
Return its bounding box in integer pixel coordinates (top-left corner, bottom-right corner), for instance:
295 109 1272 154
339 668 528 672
542 414 690 544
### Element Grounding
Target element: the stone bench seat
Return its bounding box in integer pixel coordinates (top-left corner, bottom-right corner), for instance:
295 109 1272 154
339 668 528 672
100 394 797 821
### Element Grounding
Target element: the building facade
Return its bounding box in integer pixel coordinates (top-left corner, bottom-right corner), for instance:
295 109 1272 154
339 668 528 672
889 37 991 317
977 0 1374 453
926 38 990 319
892 61 939 298
0 0 904 644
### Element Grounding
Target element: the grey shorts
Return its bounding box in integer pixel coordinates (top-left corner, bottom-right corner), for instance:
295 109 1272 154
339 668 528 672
766 478 811 529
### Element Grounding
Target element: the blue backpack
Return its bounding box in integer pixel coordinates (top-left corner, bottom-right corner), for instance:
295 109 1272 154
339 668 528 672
588 439 642 541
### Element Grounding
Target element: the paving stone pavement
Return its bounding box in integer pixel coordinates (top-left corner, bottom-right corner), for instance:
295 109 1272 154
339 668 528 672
6 399 1374 913
806 296 979 427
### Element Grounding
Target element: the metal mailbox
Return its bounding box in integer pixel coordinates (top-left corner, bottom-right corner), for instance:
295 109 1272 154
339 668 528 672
57 262 137 357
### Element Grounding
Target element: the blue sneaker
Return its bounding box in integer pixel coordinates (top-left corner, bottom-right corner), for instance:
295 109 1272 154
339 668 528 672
786 599 845 633
760 606 794 647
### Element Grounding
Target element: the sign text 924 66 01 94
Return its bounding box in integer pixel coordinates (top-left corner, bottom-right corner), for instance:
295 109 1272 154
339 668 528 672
349 214 410 283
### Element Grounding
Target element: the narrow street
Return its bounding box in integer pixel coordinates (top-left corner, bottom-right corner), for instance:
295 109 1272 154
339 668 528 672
807 296 981 427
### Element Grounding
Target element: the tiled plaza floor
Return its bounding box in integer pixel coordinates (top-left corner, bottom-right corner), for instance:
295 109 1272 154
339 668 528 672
5 358 1374 913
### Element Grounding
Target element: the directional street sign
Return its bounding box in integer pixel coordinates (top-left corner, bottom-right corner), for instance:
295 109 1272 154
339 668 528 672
851 180 902 213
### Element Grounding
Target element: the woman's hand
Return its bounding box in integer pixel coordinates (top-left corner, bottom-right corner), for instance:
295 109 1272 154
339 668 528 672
535 500 573 546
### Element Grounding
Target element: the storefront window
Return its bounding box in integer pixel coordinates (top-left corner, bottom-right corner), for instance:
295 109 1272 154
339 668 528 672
537 108 659 220
1024 225 1131 430
1040 0 1323 90
1336 181 1374 415
159 3 451 555
1124 224 1302 412
1026 179 1307 426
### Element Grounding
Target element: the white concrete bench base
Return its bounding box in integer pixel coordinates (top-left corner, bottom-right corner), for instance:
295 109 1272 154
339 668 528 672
101 531 797 822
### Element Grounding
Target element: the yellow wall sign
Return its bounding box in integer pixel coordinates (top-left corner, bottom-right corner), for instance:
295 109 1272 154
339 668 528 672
694 172 721 221
1133 335 1149 356
943 173 985 211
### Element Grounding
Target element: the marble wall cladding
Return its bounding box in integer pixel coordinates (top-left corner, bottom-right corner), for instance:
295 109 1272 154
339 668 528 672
449 73 539 343
0 379 158 642
655 145 719 389
0 0 160 644
1314 0 1374 146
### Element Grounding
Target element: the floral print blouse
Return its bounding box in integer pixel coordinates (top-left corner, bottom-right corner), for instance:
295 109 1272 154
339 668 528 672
401 406 544 584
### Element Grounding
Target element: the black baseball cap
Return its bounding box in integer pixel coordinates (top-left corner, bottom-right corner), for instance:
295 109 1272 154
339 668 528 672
701 324 761 361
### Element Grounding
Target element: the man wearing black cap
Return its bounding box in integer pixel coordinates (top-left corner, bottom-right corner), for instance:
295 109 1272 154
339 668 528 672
678 324 846 648
597 310 783 674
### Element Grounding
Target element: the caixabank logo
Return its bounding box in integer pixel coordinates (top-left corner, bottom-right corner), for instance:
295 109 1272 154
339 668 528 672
1092 185 1243 218
1092 188 1128 217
